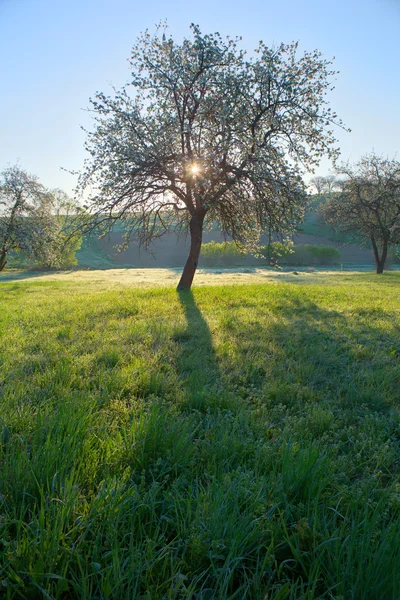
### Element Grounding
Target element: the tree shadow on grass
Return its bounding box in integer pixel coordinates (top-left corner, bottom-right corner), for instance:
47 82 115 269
176 290 229 412
222 293 399 419
175 290 400 418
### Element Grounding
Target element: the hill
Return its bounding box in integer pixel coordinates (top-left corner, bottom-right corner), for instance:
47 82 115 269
74 200 384 270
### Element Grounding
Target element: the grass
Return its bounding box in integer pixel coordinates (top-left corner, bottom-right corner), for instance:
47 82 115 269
1 266 397 289
0 272 400 599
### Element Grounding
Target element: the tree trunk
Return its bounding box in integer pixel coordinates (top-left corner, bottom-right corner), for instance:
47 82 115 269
371 235 388 274
177 211 205 290
0 250 7 272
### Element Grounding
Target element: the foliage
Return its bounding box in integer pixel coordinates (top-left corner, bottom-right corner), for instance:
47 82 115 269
260 242 341 265
26 214 82 270
200 240 340 267
200 241 244 266
77 23 345 288
0 274 399 598
0 166 81 271
0 165 49 271
320 153 400 273
303 243 341 262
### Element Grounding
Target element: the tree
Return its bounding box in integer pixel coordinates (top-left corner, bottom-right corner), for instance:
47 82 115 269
310 176 328 197
310 174 338 197
324 174 338 197
0 166 81 271
29 189 82 269
77 24 345 289
320 154 400 273
0 165 45 271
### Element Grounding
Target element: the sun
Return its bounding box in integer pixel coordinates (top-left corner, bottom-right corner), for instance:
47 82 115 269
189 163 200 176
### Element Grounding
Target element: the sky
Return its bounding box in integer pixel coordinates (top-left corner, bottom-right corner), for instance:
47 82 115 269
0 0 399 195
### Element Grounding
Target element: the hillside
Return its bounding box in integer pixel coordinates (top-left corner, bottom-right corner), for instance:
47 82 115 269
74 201 380 270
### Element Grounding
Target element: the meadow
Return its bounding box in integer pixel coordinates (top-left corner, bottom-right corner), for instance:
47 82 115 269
0 271 400 599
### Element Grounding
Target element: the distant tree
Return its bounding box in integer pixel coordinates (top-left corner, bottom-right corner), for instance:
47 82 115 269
320 154 400 273
324 174 338 196
0 165 45 271
0 165 80 271
310 176 328 197
310 174 338 197
33 189 82 269
77 24 346 289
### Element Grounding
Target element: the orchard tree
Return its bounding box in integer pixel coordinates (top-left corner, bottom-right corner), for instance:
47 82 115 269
321 154 400 273
31 189 82 269
77 24 346 289
0 165 80 271
0 166 45 271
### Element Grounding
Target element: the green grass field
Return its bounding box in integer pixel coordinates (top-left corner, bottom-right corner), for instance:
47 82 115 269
1 272 400 599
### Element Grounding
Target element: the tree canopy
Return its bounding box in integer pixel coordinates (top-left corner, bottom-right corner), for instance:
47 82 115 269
320 154 400 273
77 24 345 289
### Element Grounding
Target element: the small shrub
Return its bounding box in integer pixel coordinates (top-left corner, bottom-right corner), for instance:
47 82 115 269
259 242 292 260
260 243 340 265
303 244 341 263
201 241 245 266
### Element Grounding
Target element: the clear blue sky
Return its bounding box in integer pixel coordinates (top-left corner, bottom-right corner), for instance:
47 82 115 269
1 0 399 194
